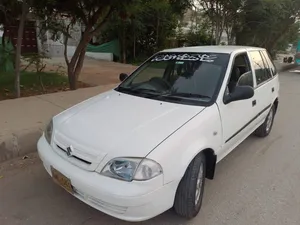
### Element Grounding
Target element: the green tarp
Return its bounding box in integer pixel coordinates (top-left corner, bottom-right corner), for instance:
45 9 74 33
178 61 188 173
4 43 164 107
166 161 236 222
86 39 120 59
296 41 300 65
297 40 300 53
0 37 14 73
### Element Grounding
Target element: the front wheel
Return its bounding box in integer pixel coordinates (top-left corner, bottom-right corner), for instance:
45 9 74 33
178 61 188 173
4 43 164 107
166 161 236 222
254 105 275 137
174 153 206 219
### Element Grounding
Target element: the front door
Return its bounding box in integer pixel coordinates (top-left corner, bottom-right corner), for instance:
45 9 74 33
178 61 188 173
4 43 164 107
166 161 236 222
217 52 257 160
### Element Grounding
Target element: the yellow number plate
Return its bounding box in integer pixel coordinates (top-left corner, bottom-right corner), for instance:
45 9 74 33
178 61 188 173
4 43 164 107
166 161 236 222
51 166 73 194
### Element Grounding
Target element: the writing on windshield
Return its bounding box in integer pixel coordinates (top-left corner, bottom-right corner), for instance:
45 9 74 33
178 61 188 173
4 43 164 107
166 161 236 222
151 53 218 63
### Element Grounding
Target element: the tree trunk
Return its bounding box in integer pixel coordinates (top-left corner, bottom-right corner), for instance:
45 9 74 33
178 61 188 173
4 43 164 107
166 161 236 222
211 22 214 45
156 17 160 50
2 26 6 47
68 68 77 90
133 25 136 60
215 24 220 45
14 0 28 98
66 29 92 90
122 26 126 63
63 8 113 90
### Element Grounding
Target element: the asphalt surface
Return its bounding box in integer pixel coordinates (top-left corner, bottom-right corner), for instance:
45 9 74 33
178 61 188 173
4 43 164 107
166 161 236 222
1 70 300 225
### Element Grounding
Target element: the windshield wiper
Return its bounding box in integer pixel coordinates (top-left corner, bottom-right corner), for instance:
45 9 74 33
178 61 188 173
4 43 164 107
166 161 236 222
116 86 162 97
131 88 162 95
161 92 211 100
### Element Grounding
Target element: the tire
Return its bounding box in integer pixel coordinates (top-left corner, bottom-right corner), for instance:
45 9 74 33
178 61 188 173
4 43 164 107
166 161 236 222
254 105 275 137
174 152 206 219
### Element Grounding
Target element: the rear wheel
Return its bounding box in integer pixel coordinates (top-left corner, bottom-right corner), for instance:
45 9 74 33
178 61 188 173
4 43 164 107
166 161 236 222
254 105 275 137
174 153 206 219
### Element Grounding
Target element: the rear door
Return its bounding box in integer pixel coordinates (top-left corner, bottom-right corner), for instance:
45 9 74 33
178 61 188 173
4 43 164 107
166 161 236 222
260 50 279 102
248 50 274 127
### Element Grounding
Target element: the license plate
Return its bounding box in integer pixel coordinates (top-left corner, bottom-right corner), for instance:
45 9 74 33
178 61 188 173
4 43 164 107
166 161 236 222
51 166 73 194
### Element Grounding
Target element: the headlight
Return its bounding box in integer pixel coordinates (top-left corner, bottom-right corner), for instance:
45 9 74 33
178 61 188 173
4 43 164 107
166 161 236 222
45 119 53 144
101 157 163 182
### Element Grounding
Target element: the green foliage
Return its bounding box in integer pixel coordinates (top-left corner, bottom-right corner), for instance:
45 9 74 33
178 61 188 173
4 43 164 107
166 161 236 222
0 38 14 73
0 71 68 99
169 0 194 14
236 0 300 54
275 22 300 51
197 0 244 44
99 0 192 62
34 0 137 90
0 0 22 25
22 52 49 73
184 27 215 46
184 30 214 46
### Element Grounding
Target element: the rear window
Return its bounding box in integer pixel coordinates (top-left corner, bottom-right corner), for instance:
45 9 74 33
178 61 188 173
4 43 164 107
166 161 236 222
249 51 273 85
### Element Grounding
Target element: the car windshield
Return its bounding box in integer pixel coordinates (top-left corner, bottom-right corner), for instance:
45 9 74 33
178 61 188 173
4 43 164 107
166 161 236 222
117 52 230 105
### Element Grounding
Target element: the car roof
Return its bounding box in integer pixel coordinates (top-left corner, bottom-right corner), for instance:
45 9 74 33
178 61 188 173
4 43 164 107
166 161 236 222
160 45 266 54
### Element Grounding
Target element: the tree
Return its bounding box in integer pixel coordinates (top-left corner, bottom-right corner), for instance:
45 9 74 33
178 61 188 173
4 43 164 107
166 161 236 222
99 0 193 63
0 0 22 47
98 0 146 63
36 0 133 90
0 0 30 97
236 0 300 55
179 8 215 46
196 0 243 45
15 0 29 98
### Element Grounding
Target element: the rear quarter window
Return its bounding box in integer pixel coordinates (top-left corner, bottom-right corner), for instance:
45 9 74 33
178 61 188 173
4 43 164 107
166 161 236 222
249 51 272 86
261 50 277 76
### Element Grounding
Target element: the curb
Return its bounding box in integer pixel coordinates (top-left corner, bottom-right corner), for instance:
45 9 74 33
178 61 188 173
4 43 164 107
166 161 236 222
277 63 298 73
0 84 117 163
0 128 43 162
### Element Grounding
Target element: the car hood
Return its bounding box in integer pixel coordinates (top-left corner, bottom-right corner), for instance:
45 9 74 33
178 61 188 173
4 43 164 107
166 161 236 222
53 90 205 161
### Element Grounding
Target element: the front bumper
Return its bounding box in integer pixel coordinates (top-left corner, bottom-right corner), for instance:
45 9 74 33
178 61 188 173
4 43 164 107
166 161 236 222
37 135 178 222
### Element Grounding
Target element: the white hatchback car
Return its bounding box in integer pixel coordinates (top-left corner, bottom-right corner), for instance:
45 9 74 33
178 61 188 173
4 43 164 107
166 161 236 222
38 46 279 222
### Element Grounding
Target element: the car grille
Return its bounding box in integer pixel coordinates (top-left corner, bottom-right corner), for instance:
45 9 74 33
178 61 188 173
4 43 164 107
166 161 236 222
53 132 107 172
56 145 92 165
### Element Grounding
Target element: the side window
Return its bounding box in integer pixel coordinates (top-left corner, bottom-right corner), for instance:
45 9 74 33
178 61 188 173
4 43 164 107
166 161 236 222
226 53 253 94
261 50 277 76
260 51 273 79
249 51 272 86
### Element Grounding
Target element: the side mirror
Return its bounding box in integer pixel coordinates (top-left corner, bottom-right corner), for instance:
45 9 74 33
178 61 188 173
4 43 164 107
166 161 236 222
224 86 254 104
119 73 128 82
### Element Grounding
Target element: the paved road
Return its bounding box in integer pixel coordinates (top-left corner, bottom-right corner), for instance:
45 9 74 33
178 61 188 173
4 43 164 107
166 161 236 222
1 70 300 225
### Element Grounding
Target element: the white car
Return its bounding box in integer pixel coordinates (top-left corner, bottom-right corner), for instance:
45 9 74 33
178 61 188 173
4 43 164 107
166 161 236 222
38 46 279 222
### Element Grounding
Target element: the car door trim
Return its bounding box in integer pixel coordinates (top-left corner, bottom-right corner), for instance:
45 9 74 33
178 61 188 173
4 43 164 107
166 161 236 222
225 104 272 143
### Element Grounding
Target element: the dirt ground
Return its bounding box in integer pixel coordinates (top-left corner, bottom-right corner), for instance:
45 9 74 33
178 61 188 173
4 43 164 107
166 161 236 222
29 57 138 86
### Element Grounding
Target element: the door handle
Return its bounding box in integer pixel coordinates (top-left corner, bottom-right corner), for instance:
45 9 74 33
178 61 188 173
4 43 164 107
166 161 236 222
252 100 257 107
272 87 275 93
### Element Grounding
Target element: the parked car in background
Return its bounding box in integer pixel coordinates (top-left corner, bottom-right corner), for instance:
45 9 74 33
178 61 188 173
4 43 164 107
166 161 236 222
38 46 279 222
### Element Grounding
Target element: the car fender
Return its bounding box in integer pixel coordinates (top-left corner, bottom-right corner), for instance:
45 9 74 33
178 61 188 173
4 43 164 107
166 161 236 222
147 104 222 184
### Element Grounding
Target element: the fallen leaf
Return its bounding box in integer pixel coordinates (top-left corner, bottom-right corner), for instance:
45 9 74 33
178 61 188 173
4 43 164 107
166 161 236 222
0 176 3 179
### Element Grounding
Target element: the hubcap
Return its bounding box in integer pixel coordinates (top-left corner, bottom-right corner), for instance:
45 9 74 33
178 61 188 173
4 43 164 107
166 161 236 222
195 163 204 206
266 109 274 133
